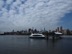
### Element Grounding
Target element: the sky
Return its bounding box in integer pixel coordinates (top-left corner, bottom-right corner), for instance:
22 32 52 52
0 0 72 32
60 12 72 30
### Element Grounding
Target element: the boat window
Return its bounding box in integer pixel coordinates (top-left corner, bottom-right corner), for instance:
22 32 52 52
33 35 42 36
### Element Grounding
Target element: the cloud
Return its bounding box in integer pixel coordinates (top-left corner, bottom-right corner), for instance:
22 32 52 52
0 0 72 31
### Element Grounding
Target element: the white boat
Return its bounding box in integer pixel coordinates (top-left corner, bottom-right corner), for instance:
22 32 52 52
54 32 63 38
29 33 45 39
54 32 62 35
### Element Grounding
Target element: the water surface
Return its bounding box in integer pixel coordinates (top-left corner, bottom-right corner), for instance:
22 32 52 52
0 35 72 54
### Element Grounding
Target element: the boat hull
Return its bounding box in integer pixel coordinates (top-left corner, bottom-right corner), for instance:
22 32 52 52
29 37 45 39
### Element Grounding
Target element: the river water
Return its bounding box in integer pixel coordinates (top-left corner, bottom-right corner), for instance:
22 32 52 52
0 35 72 54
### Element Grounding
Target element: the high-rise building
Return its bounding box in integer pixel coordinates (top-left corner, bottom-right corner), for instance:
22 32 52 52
57 27 59 32
60 26 63 32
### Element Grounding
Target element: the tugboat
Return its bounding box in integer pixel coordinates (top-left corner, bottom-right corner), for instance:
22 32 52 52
29 33 45 39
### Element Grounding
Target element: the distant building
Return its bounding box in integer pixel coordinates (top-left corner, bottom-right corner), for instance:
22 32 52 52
60 26 63 32
55 27 59 32
49 30 51 33
55 26 63 33
63 29 67 35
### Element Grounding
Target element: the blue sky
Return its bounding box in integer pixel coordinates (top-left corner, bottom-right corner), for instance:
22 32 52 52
60 11 72 29
0 0 72 32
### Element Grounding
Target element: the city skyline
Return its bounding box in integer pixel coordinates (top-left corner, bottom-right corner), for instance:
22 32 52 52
0 0 72 32
0 26 72 35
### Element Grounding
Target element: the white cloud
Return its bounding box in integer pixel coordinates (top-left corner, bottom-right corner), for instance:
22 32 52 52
0 0 72 31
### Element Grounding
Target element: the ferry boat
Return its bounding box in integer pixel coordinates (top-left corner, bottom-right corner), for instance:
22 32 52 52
29 33 45 39
54 32 62 35
54 32 63 38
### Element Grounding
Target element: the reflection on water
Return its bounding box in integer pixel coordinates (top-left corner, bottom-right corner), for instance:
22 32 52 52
0 35 72 54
